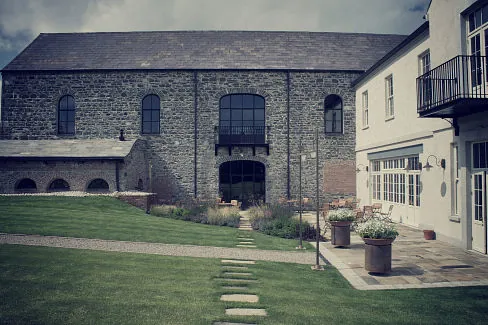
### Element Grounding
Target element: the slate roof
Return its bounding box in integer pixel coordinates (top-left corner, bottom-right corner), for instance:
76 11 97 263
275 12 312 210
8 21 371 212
0 139 137 159
2 31 407 72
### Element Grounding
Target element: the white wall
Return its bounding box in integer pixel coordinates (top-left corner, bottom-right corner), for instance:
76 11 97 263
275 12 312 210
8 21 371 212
428 0 477 66
354 23 463 245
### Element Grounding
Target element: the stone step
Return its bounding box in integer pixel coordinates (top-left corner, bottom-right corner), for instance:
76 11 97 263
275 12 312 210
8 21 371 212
215 278 258 283
221 259 256 265
225 308 267 317
220 294 259 303
222 286 250 291
223 272 253 277
221 266 249 271
213 322 257 325
236 245 257 248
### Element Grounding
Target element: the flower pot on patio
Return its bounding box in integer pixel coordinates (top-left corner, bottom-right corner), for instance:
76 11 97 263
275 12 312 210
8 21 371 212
355 219 399 274
363 238 395 273
327 209 356 247
330 221 352 247
423 230 435 240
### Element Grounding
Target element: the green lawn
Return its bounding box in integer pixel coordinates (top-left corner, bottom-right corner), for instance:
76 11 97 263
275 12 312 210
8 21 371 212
0 196 311 250
1 245 487 325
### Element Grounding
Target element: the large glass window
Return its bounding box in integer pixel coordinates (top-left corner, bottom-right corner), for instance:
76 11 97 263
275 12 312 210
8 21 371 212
473 141 488 168
58 95 75 135
142 94 160 134
219 94 265 144
324 94 343 134
371 156 420 206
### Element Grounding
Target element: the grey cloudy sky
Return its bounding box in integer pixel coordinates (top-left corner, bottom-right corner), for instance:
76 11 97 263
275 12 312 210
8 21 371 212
0 0 430 70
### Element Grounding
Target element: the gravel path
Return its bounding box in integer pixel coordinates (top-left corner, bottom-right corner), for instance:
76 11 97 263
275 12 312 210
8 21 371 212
0 233 317 265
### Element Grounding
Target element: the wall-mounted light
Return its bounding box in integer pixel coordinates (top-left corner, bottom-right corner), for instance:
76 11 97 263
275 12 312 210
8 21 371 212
356 164 369 173
423 155 446 171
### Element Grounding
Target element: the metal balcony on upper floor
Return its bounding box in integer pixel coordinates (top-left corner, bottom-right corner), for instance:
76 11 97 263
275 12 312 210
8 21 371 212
214 125 270 156
417 55 488 118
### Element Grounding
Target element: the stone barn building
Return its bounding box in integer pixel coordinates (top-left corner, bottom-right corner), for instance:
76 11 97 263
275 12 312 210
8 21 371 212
0 31 405 205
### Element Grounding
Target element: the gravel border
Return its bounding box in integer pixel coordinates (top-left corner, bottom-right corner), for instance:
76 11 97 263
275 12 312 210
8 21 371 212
0 233 319 265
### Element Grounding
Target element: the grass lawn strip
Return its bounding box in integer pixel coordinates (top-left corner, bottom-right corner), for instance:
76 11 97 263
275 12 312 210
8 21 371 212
0 196 311 251
2 245 488 324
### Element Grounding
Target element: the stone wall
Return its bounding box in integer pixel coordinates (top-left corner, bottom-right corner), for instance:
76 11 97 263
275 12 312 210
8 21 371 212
0 159 118 193
1 69 358 202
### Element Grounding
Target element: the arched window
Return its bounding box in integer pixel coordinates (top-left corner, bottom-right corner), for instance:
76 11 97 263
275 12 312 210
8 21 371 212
58 95 75 135
142 94 160 134
219 94 265 144
48 179 70 192
324 94 343 134
87 178 110 192
15 178 37 193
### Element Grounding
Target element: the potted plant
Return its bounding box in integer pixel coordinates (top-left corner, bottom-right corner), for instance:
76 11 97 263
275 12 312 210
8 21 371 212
327 208 356 247
355 219 399 273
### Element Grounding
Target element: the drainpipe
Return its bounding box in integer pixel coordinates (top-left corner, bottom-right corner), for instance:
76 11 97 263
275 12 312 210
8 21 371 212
115 161 120 191
193 71 198 198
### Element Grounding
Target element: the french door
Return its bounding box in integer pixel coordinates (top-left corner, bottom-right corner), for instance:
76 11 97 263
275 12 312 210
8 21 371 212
472 171 487 253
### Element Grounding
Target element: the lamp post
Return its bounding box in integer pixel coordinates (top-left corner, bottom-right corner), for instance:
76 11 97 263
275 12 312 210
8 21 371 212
312 127 324 271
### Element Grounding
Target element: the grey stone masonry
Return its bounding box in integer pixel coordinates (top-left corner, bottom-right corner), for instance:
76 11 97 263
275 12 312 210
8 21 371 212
1 69 358 202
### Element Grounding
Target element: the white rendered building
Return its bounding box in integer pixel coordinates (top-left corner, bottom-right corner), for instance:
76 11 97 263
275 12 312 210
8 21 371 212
355 0 488 253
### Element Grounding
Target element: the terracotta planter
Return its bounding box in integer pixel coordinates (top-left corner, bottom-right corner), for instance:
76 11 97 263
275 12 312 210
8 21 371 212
362 237 395 274
423 230 435 240
330 221 352 247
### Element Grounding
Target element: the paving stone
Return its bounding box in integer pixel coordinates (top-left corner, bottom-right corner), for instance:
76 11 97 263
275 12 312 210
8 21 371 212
223 272 253 276
222 286 250 291
225 308 267 316
221 294 259 303
221 260 256 265
213 322 257 325
216 278 258 283
236 245 257 248
222 266 250 270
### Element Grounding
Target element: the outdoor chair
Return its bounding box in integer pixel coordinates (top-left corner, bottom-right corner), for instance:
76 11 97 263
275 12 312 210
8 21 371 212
320 204 331 237
372 202 382 213
363 205 375 220
379 205 394 222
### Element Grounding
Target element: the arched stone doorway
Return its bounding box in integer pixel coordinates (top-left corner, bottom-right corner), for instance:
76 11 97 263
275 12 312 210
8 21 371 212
219 160 265 207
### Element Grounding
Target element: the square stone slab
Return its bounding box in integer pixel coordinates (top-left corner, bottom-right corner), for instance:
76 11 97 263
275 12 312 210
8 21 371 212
223 272 253 276
221 294 259 303
216 278 258 283
225 308 267 316
221 260 256 265
222 286 250 291
214 322 257 325
236 245 257 248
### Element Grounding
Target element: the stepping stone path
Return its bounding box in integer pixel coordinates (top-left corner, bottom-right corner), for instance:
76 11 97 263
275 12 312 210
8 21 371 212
213 214 267 324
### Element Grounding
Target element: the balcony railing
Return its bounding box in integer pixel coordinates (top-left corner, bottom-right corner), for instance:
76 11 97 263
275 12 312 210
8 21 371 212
214 125 270 155
417 55 488 117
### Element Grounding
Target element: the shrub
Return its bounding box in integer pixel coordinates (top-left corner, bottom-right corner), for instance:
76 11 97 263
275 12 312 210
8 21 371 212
249 202 316 240
207 207 240 227
328 208 356 222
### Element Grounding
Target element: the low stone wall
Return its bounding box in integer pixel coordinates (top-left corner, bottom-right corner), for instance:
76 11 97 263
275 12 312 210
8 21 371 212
115 192 157 213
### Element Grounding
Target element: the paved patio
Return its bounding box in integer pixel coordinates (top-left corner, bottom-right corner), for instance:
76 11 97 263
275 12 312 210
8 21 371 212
301 212 488 290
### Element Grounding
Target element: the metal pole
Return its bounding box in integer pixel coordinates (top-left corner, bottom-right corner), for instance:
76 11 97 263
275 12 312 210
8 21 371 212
298 139 303 249
313 127 324 270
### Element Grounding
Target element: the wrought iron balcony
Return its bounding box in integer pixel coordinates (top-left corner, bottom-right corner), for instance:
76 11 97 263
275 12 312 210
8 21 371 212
417 55 488 118
214 125 270 155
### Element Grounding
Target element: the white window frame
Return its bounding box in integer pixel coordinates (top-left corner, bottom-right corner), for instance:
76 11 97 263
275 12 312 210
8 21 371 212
452 144 460 215
418 50 431 76
385 75 394 119
361 90 369 128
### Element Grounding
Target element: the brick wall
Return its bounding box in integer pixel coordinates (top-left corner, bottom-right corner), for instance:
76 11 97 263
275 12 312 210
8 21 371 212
323 159 356 201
